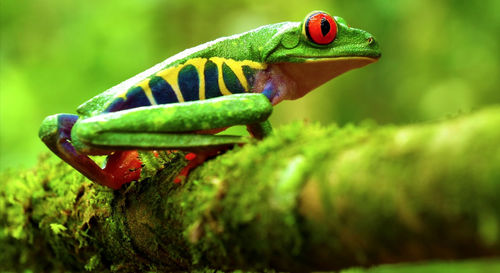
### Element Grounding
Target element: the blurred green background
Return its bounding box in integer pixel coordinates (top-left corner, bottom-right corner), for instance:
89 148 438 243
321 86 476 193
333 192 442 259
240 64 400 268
1 0 499 170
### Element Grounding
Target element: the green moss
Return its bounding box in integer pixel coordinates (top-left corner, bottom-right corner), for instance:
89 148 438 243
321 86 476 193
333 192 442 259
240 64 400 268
176 107 500 271
173 121 377 270
341 259 500 273
84 254 101 271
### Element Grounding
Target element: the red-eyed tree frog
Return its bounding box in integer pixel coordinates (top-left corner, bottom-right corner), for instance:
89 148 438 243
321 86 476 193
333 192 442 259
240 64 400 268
39 11 381 190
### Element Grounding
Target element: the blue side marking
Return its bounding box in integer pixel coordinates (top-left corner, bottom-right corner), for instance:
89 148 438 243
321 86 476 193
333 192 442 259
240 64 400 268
242 65 257 88
204 60 222 99
178 64 199 101
121 86 151 110
222 63 245 93
149 76 178 104
104 98 125 112
105 86 151 112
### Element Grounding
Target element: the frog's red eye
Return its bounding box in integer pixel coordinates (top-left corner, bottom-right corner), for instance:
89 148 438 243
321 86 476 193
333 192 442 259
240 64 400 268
304 12 337 45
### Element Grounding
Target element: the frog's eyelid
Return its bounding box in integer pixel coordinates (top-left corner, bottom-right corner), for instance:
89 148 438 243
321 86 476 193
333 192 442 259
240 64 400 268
334 16 349 27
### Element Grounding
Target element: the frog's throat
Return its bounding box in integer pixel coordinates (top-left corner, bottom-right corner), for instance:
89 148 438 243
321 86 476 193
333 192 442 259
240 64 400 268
253 57 378 105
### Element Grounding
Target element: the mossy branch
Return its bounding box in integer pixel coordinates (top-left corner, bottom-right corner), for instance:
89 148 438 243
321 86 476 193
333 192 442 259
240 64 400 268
1 107 500 272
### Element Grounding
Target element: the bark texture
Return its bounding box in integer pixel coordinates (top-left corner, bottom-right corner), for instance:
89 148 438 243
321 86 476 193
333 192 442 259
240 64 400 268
1 106 500 272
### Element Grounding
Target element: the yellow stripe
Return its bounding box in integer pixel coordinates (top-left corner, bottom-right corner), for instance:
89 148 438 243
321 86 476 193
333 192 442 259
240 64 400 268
117 91 128 100
235 59 267 70
223 59 250 91
231 59 267 90
136 79 157 105
157 65 185 102
185 58 208 100
209 57 267 93
209 57 232 95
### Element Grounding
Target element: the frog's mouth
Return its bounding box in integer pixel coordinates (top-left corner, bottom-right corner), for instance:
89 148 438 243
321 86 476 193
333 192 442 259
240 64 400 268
253 56 379 105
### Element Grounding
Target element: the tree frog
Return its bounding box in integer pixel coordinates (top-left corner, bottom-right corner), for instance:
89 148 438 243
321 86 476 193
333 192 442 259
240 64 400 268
39 11 381 189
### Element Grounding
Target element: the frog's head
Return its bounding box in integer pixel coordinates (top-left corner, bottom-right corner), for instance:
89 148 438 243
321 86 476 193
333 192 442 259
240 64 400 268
255 11 381 104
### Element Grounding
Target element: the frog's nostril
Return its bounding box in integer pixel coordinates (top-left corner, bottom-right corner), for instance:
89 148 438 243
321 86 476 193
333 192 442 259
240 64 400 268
367 37 374 44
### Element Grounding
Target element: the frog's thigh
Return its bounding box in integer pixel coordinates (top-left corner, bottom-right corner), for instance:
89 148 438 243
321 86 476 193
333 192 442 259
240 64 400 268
73 93 272 151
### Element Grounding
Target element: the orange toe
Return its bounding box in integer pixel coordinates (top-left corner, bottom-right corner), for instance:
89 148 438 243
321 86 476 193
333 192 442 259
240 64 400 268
103 150 142 189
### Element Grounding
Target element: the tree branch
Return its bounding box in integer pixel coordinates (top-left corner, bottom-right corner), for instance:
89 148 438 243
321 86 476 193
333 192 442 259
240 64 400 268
1 107 500 272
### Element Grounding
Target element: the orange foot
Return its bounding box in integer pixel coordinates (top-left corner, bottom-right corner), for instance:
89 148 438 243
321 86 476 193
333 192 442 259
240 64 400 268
173 150 221 183
103 150 142 189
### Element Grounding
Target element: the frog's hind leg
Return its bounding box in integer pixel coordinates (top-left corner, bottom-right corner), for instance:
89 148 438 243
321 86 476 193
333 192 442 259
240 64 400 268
71 93 272 151
70 94 272 184
39 114 138 189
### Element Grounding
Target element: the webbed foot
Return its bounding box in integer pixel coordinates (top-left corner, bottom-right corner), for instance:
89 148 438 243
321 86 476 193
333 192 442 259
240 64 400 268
173 150 222 183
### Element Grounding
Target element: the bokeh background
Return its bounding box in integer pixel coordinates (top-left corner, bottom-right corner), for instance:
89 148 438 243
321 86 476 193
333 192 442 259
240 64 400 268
1 0 499 170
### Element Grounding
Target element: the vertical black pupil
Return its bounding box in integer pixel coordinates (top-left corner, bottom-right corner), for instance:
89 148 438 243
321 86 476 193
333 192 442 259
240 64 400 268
320 17 330 36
